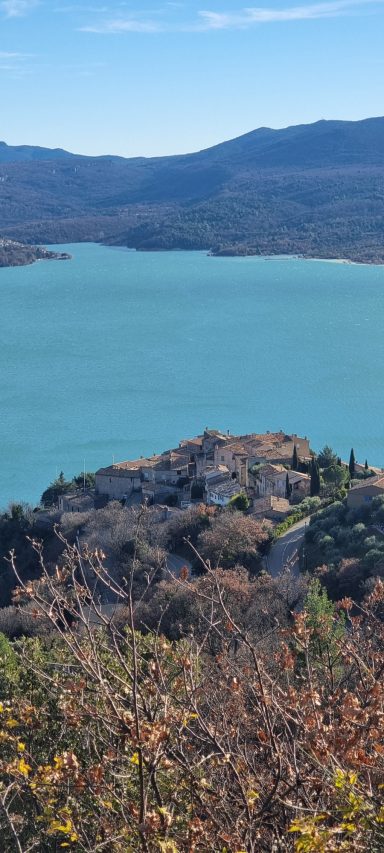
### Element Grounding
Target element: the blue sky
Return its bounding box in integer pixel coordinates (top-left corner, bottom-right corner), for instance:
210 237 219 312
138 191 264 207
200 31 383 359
1 0 383 156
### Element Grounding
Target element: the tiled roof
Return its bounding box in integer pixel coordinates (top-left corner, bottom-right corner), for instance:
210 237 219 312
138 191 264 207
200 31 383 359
220 443 248 455
257 464 286 476
252 495 290 513
180 436 204 447
205 465 230 476
207 480 242 498
288 470 310 483
96 456 162 476
261 447 294 459
349 475 384 492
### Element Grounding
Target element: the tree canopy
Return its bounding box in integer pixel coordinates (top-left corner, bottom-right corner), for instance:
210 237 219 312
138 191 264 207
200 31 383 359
41 470 96 507
317 445 339 469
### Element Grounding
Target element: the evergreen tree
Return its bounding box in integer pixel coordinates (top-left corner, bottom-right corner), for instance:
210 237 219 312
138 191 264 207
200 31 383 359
317 446 338 469
292 444 298 470
285 472 292 500
41 472 71 507
365 459 369 471
349 448 356 477
305 578 345 663
228 493 250 512
72 472 96 491
310 459 320 497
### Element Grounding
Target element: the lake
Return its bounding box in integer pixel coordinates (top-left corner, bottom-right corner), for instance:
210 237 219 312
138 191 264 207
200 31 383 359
1 243 384 507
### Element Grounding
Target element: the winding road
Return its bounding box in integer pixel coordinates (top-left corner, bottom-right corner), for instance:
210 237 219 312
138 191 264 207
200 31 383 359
264 517 308 578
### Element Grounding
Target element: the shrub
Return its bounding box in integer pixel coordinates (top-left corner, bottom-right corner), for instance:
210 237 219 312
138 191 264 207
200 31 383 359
228 492 250 512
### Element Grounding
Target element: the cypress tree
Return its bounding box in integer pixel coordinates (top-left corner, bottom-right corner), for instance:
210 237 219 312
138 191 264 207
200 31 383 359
310 459 320 497
365 459 369 471
349 448 356 477
285 472 292 500
292 444 298 470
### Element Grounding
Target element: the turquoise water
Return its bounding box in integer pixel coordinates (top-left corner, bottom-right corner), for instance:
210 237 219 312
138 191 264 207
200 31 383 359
1 243 384 507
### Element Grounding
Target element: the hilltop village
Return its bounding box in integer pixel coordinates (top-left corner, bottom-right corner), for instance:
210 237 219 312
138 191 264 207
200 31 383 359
56 429 310 519
55 427 384 523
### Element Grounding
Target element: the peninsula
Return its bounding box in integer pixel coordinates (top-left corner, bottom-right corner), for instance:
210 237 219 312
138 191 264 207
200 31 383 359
0 238 71 268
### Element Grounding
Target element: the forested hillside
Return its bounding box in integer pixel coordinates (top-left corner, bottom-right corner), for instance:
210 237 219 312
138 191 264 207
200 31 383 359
1 117 384 262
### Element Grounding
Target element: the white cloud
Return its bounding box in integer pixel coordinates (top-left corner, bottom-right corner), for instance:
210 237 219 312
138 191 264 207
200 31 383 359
80 0 384 34
54 4 109 12
1 0 39 17
198 0 384 30
80 17 163 32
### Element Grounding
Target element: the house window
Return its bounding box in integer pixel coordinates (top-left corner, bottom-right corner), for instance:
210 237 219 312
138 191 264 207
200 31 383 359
221 456 225 462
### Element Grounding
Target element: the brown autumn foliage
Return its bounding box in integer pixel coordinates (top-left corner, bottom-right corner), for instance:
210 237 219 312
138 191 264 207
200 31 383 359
134 567 306 646
196 511 272 571
0 532 382 853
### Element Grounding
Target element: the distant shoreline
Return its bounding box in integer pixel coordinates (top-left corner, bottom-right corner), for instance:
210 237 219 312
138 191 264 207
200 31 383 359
1 241 383 269
105 244 384 266
206 246 384 265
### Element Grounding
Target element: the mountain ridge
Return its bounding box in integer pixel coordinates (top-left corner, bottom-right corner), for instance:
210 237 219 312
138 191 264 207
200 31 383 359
0 116 384 163
2 116 384 166
1 116 384 263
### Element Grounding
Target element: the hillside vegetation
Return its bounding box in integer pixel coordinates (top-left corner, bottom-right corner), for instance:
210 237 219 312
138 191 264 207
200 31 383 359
1 117 384 262
0 515 382 852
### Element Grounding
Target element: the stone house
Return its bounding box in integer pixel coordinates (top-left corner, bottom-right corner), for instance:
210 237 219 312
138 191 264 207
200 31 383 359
206 479 243 507
58 492 96 514
213 443 249 486
254 464 310 500
288 470 311 500
347 476 384 510
95 448 192 501
142 478 191 506
180 430 230 478
203 465 232 487
95 457 160 500
251 495 291 521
